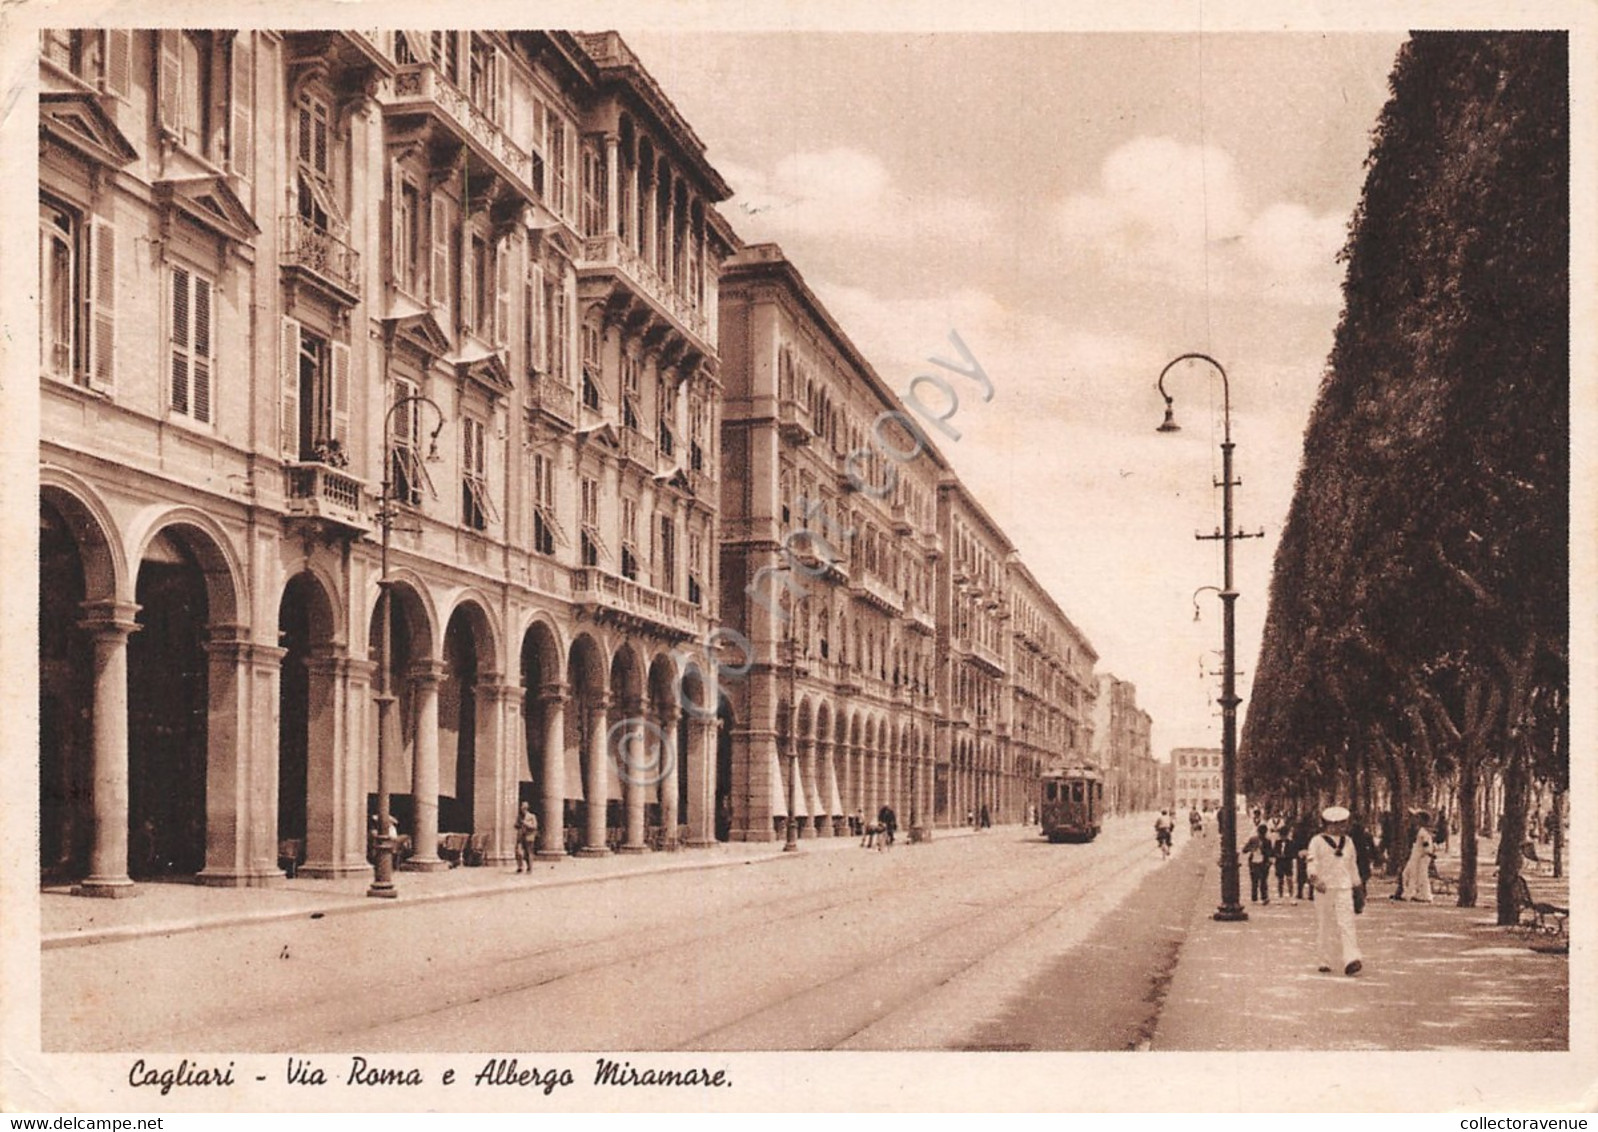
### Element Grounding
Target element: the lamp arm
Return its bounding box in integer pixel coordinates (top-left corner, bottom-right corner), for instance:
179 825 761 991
1156 352 1231 442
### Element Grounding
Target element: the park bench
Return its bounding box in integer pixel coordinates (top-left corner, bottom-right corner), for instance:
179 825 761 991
1427 858 1458 898
1510 873 1568 943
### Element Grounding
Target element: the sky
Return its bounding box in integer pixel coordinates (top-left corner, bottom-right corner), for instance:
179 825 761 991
623 28 1409 760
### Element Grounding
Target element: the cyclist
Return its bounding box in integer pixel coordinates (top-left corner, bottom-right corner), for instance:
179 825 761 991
1155 810 1176 858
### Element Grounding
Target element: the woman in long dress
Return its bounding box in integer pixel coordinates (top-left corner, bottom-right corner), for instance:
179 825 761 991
1403 820 1436 902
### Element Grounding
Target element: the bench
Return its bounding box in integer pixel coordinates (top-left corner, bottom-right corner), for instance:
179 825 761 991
1428 858 1458 898
1510 873 1568 942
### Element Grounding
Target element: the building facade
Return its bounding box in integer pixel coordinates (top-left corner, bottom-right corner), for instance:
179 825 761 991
1090 674 1157 814
37 28 1108 891
1171 747 1223 814
38 28 735 892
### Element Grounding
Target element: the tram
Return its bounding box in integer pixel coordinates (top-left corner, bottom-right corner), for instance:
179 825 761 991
1040 764 1103 843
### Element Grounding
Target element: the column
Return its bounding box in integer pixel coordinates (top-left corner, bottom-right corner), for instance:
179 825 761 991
580 695 611 856
198 627 287 887
404 659 447 870
301 652 369 878
476 680 518 866
659 702 681 849
604 134 620 238
618 697 649 854
819 734 838 837
537 682 567 859
798 730 817 838
685 715 716 847
75 601 140 898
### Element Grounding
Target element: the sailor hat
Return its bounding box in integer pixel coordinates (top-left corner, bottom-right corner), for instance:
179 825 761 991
1322 805 1351 823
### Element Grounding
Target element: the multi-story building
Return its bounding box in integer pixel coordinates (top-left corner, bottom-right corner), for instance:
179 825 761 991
1007 561 1097 816
37 28 735 893
1172 747 1223 814
1091 674 1155 814
36 27 1105 890
717 244 945 839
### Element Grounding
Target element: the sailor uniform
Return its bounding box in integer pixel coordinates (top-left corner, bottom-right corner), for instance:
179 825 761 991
1307 829 1364 973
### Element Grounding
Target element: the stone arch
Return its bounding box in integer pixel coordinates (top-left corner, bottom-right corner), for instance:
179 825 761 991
129 506 246 627
40 469 124 603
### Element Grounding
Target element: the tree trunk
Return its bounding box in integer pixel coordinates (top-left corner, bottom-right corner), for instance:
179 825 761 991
1387 743 1410 883
1551 784 1564 879
1495 740 1530 925
1457 746 1480 908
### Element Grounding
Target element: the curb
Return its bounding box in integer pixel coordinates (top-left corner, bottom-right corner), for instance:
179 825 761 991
43 824 988 951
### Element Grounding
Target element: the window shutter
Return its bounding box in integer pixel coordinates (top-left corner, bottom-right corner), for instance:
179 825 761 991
280 317 301 458
169 266 190 414
157 31 181 134
104 30 132 98
330 341 351 449
230 33 253 180
430 195 450 312
192 277 213 423
494 48 509 127
460 234 475 332
495 238 511 346
89 219 116 388
389 164 404 288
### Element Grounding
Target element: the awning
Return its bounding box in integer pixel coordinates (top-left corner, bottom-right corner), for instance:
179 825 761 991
769 748 786 818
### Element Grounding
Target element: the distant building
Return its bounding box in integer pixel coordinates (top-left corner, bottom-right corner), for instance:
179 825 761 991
1091 674 1155 813
1172 747 1223 814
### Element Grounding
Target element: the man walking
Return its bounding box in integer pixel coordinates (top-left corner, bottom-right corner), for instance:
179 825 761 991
515 800 539 873
1307 805 1364 975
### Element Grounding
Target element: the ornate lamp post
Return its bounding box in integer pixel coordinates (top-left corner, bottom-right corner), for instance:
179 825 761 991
368 392 444 899
1157 353 1261 923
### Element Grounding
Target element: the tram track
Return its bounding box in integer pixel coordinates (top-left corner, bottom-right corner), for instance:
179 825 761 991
61 827 1161 1051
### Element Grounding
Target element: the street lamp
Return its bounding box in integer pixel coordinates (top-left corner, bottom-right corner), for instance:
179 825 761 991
1156 353 1261 924
778 626 801 854
368 391 444 899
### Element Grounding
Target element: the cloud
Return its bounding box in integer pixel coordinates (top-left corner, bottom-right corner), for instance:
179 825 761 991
1055 136 1348 306
720 147 996 247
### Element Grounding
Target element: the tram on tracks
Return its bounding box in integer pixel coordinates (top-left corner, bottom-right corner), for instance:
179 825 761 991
1040 763 1103 843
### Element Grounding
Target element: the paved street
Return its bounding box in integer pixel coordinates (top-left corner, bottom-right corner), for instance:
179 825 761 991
44 816 1194 1052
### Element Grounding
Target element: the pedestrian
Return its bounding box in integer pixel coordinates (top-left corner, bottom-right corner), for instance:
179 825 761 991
1292 816 1316 903
1274 820 1296 900
878 803 897 849
1434 810 1450 854
1402 814 1436 902
979 804 991 830
515 800 539 873
1243 823 1272 904
1307 805 1364 976
966 808 976 829
1154 810 1175 858
853 808 864 837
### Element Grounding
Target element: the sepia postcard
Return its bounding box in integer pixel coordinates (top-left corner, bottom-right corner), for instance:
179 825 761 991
2 0 1593 1115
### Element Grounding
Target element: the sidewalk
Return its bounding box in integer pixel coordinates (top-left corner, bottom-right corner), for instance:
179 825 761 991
1150 845 1569 1051
41 823 981 950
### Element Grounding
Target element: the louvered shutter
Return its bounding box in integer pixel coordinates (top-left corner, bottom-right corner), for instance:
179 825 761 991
389 162 404 288
104 30 132 98
460 234 475 333
495 238 511 346
280 317 301 459
89 219 116 388
330 341 351 450
430 195 450 312
192 277 213 424
169 266 190 414
230 33 253 180
157 31 181 133
493 47 508 127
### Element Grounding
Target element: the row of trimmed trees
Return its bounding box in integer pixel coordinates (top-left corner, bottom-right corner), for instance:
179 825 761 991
1239 32 1568 922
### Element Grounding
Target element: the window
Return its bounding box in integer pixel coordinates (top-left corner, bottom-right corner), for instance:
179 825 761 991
279 320 350 463
388 378 429 506
531 452 561 556
621 352 640 432
461 416 495 531
620 497 638 580
523 263 543 377
549 117 569 218
465 232 488 335
658 515 675 594
688 531 704 607
657 377 675 457
295 90 337 232
169 265 214 424
581 143 605 237
430 32 461 86
158 32 219 159
392 176 422 296
579 476 601 567
545 276 569 385
39 201 111 387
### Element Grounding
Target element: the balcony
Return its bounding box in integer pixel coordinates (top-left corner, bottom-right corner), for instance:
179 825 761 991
905 600 937 636
777 396 812 447
618 426 655 473
686 466 716 500
852 572 903 616
579 234 711 347
890 502 913 535
280 216 361 305
527 378 576 427
970 637 1006 677
571 567 702 641
386 63 533 202
284 462 369 534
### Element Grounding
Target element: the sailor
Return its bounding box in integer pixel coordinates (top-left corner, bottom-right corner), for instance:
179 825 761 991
1307 805 1365 975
